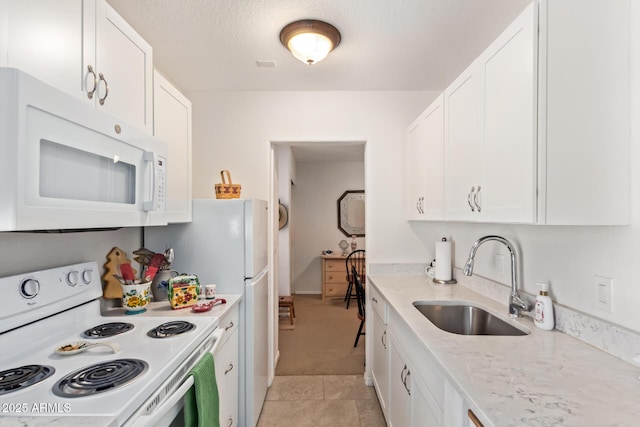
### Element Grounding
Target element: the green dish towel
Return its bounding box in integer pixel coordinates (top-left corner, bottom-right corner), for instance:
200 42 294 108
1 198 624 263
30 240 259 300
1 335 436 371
184 352 220 427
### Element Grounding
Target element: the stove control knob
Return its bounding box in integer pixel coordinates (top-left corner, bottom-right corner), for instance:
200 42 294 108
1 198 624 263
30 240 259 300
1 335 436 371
19 278 40 299
66 270 79 286
81 269 93 284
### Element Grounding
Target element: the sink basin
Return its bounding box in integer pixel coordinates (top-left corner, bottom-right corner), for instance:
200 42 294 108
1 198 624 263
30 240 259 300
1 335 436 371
413 302 529 336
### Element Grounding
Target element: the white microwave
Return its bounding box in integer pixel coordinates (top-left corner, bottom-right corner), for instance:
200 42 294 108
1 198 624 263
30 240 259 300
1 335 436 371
0 68 167 231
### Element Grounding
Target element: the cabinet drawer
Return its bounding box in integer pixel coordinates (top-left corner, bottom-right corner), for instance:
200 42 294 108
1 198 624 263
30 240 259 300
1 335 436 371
389 307 444 410
325 272 348 283
369 285 386 323
325 260 347 272
217 305 239 348
325 283 348 296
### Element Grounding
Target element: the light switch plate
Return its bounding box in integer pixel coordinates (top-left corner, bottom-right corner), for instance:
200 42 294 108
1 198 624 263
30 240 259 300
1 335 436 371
593 275 613 313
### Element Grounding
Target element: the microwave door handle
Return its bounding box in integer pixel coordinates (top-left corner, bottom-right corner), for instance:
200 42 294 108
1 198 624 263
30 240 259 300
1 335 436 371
128 375 194 427
143 151 155 212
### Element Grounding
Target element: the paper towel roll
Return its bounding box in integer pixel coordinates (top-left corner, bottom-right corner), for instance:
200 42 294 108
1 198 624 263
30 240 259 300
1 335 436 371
435 239 452 281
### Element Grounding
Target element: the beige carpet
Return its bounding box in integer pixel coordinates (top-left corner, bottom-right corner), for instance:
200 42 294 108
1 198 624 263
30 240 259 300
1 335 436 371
276 294 365 376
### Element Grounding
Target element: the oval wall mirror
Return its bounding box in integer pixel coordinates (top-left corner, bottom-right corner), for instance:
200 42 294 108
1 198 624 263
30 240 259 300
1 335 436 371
337 190 365 237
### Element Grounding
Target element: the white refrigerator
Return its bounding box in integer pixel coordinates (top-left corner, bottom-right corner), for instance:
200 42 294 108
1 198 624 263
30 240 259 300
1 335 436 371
144 199 269 427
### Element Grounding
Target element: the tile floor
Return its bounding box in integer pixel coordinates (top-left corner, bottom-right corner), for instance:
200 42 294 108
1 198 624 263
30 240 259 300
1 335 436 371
257 375 386 426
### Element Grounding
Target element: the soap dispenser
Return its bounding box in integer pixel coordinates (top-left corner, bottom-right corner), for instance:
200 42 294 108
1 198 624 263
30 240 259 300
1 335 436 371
534 283 554 330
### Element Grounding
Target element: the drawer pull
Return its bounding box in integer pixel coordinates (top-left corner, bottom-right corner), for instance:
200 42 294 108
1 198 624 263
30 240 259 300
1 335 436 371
467 187 476 212
474 185 482 212
86 65 97 99
225 321 234 331
98 73 109 105
224 363 234 375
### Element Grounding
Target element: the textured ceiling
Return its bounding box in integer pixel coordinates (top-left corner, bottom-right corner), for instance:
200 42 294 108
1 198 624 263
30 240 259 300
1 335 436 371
106 0 531 92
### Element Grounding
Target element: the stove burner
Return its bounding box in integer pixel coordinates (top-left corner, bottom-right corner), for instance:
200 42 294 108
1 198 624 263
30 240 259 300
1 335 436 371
147 321 196 338
53 359 147 397
0 365 55 395
84 322 134 338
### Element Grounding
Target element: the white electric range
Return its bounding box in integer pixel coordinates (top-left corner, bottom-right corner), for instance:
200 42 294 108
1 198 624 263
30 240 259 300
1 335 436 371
0 261 237 426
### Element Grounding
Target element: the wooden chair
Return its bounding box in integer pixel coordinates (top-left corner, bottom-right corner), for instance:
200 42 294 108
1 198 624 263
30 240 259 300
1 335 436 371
344 249 365 309
279 296 295 325
353 267 365 347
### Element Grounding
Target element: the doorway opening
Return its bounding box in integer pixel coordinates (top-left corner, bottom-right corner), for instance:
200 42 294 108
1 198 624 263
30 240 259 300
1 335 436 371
269 140 366 375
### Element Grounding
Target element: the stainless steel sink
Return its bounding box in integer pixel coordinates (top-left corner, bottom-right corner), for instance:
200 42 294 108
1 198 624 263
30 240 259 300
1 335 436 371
413 302 529 336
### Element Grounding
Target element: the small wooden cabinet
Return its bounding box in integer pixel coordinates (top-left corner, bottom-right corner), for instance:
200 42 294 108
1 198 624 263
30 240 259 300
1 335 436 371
320 255 365 301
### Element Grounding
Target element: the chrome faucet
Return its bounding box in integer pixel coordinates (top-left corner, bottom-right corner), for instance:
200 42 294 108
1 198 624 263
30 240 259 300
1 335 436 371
463 235 531 317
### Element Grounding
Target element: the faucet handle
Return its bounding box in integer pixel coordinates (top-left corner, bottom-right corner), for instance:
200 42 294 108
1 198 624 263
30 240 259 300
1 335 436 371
509 292 531 317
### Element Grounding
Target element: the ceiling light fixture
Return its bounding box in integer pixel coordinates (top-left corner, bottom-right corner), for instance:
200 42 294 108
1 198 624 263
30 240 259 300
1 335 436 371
279 19 341 65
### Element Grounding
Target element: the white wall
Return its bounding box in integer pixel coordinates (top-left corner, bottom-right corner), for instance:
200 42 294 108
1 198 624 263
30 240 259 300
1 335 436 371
188 90 435 266
276 146 293 296
292 159 365 294
0 228 142 279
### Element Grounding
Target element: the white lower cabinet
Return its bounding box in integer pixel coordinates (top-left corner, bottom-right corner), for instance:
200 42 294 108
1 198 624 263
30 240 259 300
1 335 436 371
371 308 389 417
388 332 411 427
214 306 239 427
389 331 443 427
370 285 389 418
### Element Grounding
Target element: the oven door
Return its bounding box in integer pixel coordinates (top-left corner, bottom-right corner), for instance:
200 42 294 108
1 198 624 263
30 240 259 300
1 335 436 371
125 326 225 427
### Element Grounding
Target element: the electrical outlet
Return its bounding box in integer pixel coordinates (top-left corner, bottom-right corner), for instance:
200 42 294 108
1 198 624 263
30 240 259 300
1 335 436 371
495 254 505 277
593 275 613 313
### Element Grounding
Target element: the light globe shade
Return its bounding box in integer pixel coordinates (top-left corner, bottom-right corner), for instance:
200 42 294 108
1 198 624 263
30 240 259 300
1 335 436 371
280 20 341 65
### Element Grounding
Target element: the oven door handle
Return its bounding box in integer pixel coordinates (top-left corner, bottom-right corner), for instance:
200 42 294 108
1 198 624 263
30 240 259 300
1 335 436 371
127 326 224 427
209 326 225 355
129 375 194 427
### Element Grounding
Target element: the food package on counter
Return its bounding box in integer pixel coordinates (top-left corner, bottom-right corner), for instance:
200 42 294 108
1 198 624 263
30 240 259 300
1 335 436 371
168 274 200 310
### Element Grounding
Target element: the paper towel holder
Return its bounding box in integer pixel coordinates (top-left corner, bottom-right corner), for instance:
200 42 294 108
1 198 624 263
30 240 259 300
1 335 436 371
433 237 457 284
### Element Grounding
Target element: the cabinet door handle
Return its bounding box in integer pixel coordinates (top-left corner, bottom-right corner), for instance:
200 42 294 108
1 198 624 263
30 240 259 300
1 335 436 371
227 415 234 427
467 187 476 212
225 321 234 331
86 65 98 99
381 330 387 349
98 73 109 105
400 365 407 385
371 297 378 303
224 363 234 375
474 185 482 212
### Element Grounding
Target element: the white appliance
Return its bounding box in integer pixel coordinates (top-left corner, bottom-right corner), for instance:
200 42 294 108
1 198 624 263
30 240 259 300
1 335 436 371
144 199 269 427
0 67 167 231
0 261 235 427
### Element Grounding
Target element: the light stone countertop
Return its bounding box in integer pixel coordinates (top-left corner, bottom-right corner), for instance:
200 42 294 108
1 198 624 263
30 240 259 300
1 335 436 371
369 274 640 427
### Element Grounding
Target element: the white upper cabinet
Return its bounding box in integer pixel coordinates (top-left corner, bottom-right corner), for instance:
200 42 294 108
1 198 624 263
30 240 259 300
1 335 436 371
405 94 444 221
538 0 629 225
1 0 153 133
410 0 629 225
443 62 482 221
153 70 193 223
1 0 84 98
444 3 536 223
92 0 153 133
478 2 536 223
